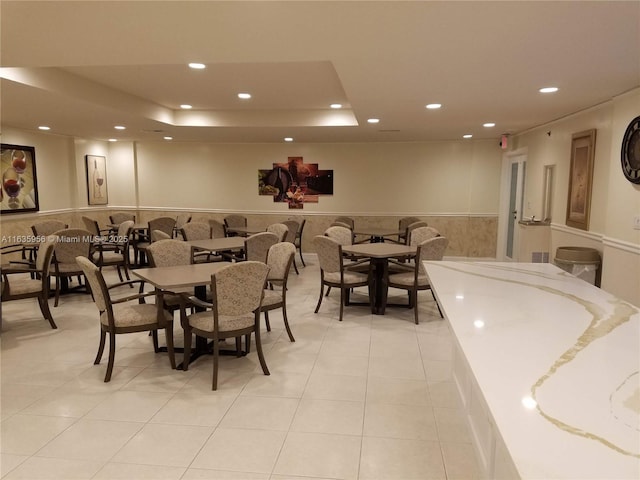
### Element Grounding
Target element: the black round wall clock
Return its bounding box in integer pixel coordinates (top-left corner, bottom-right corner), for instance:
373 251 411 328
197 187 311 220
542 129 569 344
621 115 640 184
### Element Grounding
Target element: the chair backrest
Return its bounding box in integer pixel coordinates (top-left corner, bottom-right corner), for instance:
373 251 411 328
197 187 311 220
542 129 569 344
399 216 421 232
151 230 172 242
282 220 299 244
409 226 440 246
181 222 211 241
329 221 351 229
110 212 136 225
76 255 110 312
53 228 93 264
82 216 101 236
146 239 193 267
175 213 192 229
325 225 352 246
404 221 429 245
334 216 355 229
416 236 449 275
266 223 288 242
212 261 269 317
266 242 295 282
313 235 342 274
224 214 247 229
209 220 227 238
148 217 176 238
117 220 134 240
36 236 57 276
32 220 67 237
245 232 279 263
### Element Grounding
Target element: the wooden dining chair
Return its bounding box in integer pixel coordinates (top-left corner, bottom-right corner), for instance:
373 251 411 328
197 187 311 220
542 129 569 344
244 232 279 263
1 237 58 329
260 242 296 342
266 222 288 242
50 228 93 307
76 256 176 382
313 235 372 322
180 261 270 390
388 236 449 324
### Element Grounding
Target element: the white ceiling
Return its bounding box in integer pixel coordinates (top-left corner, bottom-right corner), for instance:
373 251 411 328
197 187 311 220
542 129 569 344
1 1 639 144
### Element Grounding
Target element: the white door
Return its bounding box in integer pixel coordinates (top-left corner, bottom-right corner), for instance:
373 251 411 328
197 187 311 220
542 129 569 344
498 152 527 261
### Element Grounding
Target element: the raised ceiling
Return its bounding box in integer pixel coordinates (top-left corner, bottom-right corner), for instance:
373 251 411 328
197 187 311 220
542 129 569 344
1 1 639 144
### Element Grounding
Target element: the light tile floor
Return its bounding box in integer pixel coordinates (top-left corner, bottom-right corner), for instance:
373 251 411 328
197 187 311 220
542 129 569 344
1 255 480 479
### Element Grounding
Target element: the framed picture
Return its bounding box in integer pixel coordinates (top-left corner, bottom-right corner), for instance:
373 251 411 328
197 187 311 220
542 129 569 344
0 144 39 214
86 155 108 205
566 129 596 230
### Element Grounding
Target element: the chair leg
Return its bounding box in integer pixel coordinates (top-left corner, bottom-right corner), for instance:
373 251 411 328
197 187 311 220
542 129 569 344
431 290 444 318
165 324 176 369
413 290 419 325
314 283 325 313
116 265 124 283
339 288 345 321
54 276 61 307
325 286 332 297
245 333 252 354
235 337 242 357
282 305 295 342
264 311 271 331
298 248 306 267
38 296 57 329
293 257 299 275
94 330 106 365
212 335 219 391
152 330 159 352
104 331 116 382
182 326 192 371
254 319 270 377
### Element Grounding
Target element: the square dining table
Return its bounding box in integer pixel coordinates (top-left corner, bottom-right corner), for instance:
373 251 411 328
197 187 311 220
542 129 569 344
132 261 235 368
341 243 416 314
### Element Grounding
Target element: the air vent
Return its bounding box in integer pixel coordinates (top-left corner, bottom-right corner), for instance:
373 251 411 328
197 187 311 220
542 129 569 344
378 129 400 133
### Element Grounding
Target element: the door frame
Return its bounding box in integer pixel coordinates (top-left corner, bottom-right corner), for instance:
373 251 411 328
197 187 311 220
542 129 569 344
497 148 527 261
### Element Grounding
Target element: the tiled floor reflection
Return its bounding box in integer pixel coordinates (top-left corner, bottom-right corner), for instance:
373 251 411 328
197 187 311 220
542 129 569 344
1 255 480 479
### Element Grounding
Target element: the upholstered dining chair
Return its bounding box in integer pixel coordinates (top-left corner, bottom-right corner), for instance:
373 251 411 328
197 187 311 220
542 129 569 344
1 236 57 329
244 231 279 263
403 221 429 245
174 213 192 238
409 226 440 246
325 225 353 246
109 212 136 226
289 218 306 267
51 228 93 306
151 230 172 242
387 236 449 324
134 216 176 265
398 216 421 243
260 242 296 342
92 220 134 283
145 239 194 321
81 216 110 237
31 220 67 238
282 219 301 274
334 216 355 230
313 235 372 322
266 222 289 242
181 222 216 262
179 261 270 390
224 214 247 236
209 219 227 239
76 256 176 382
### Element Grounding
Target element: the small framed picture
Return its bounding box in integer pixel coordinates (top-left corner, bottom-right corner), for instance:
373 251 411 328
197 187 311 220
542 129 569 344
1 144 40 214
86 155 108 205
566 129 596 230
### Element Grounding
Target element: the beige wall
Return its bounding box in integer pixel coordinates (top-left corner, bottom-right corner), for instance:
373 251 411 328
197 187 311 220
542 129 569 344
511 87 640 305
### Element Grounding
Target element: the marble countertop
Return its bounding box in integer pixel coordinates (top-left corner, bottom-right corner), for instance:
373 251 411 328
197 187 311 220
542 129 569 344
424 261 640 479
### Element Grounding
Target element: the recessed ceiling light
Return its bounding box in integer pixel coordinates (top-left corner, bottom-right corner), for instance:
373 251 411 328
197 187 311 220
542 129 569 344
284 137 294 142
426 103 442 109
539 87 559 93
330 104 343 109
38 125 50 131
188 63 206 70
164 136 173 140
367 118 380 124
180 104 193 109
114 125 126 130
483 123 496 128
463 134 473 139
238 93 251 99
108 138 117 142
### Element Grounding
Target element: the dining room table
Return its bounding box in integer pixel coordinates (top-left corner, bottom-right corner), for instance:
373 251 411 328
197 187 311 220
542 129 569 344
341 243 416 314
224 226 264 237
132 261 239 368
